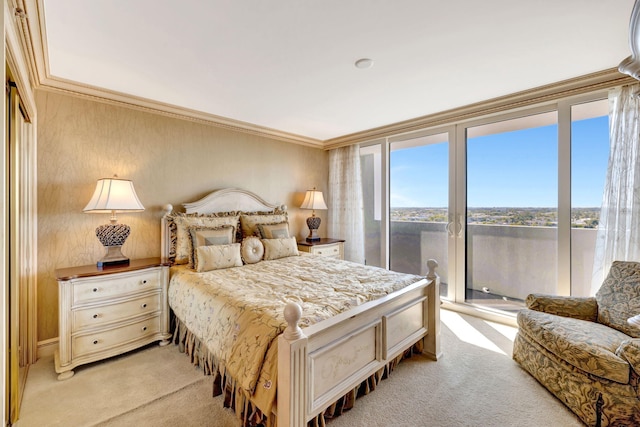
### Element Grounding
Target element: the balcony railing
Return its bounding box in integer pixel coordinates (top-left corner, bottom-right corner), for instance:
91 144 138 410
366 221 597 311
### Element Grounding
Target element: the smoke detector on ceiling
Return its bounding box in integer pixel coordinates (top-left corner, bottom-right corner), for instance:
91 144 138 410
354 58 374 69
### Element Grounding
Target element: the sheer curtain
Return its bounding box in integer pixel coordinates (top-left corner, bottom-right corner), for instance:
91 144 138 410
591 83 640 294
327 145 365 263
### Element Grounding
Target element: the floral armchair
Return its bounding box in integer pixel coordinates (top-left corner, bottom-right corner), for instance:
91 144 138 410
513 261 640 426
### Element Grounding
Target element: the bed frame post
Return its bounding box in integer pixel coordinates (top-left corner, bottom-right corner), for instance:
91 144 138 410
424 259 442 360
160 204 173 261
278 302 308 427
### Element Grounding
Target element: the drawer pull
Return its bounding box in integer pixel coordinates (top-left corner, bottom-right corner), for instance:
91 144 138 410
141 303 147 309
92 288 98 292
93 314 99 319
141 280 147 285
318 251 323 254
93 340 98 345
142 326 147 332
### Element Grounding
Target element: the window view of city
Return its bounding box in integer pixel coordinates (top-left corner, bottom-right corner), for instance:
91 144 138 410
363 99 609 310
390 207 600 228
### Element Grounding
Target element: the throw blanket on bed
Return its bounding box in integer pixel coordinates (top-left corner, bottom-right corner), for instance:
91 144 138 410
168 254 423 415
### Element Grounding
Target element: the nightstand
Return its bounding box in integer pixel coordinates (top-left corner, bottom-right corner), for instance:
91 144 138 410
297 238 345 260
54 257 171 380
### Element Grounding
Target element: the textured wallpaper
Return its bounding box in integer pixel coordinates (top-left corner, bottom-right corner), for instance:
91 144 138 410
36 90 328 341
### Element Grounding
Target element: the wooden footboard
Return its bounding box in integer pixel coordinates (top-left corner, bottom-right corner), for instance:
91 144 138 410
277 260 441 426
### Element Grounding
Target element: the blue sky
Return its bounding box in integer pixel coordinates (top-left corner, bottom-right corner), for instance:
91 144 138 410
390 116 609 208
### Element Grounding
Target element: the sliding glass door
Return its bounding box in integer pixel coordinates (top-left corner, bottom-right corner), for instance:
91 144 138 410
389 132 450 295
464 111 558 312
359 93 610 316
570 99 609 297
360 143 384 267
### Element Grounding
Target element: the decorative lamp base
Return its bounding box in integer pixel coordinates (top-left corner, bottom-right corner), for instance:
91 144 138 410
306 216 322 242
95 223 131 267
97 245 130 267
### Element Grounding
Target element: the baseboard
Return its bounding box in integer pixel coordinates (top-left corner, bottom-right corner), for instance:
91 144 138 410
441 301 518 328
37 337 58 359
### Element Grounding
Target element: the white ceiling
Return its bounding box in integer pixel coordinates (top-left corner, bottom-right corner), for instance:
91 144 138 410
41 0 635 142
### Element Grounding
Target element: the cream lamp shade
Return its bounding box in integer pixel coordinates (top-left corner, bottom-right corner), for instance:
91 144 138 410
300 188 327 241
84 177 145 267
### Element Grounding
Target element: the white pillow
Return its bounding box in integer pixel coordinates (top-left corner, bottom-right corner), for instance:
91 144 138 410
241 236 264 264
195 243 243 272
261 237 299 260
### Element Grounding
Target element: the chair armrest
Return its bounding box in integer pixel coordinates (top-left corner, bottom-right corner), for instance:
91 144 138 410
525 294 598 321
617 339 640 377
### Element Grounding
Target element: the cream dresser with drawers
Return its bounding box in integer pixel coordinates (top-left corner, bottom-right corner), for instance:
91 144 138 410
297 238 345 260
54 258 171 380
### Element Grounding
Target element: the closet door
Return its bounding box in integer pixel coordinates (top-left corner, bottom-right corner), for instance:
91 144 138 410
7 81 35 424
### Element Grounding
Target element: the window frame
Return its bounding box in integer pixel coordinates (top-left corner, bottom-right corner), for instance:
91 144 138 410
359 89 610 322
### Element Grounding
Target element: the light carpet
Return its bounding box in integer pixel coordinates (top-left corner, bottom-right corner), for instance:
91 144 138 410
15 310 583 427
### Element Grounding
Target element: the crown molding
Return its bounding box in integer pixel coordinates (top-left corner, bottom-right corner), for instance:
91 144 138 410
17 1 636 151
323 68 635 150
36 77 325 148
21 0 324 148
36 78 324 147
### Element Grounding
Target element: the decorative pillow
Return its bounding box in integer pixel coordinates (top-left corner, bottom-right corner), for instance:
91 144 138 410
195 243 243 272
171 213 240 264
257 221 290 239
187 225 235 269
241 236 264 264
240 213 288 239
262 237 299 260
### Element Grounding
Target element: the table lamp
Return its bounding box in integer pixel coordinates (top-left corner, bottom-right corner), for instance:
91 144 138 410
300 187 327 241
83 176 145 266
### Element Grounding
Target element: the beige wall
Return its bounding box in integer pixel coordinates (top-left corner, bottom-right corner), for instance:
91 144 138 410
36 90 328 341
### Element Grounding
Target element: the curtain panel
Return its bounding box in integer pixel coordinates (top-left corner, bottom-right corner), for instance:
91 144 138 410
327 145 365 263
591 83 640 294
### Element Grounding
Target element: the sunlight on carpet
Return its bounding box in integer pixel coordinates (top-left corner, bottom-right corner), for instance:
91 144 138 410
486 318 518 340
440 310 510 355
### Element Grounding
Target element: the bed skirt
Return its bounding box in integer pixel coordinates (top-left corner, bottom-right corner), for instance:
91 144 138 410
171 313 423 427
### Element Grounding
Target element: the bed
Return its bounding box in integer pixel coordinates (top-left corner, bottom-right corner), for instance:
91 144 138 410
161 188 441 427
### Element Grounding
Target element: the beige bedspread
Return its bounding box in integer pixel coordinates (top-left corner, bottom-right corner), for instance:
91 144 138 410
168 254 423 415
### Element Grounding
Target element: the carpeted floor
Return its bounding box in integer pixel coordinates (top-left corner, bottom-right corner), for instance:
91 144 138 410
14 310 583 427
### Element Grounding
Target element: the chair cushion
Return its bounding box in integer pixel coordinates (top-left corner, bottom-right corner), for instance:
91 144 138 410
518 309 631 383
596 261 640 338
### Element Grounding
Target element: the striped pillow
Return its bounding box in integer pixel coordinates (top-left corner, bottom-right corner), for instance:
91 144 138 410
257 222 290 239
187 225 235 269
